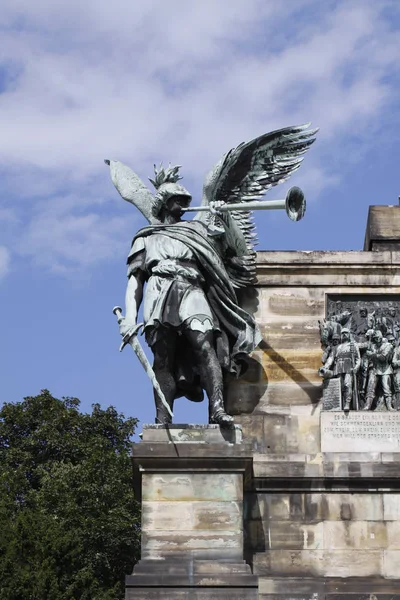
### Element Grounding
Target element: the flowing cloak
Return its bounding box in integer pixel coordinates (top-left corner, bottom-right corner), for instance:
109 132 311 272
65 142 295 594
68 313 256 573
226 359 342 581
128 220 262 401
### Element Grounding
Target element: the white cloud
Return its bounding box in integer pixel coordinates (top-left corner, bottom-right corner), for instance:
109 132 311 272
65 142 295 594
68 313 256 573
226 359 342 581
0 0 398 274
17 192 138 274
0 247 11 280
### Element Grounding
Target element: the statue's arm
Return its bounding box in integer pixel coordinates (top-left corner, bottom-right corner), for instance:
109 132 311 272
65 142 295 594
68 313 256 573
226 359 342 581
125 271 145 325
353 345 361 372
123 237 147 326
324 352 335 370
376 343 392 363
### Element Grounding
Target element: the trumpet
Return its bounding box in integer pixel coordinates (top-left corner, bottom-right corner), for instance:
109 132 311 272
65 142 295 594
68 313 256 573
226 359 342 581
183 186 306 222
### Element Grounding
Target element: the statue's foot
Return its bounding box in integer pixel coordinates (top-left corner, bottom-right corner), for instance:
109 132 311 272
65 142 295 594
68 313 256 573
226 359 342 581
386 403 396 412
210 411 235 429
362 404 372 411
155 417 172 426
343 402 350 412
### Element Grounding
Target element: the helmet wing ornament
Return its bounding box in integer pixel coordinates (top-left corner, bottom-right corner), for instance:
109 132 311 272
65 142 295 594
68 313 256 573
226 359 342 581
106 160 191 225
106 159 160 224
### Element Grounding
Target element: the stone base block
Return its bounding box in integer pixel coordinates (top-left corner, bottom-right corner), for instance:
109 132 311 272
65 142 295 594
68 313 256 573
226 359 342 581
128 424 258 598
126 558 258 599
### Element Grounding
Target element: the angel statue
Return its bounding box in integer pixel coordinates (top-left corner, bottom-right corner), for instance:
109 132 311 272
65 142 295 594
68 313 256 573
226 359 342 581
106 123 317 427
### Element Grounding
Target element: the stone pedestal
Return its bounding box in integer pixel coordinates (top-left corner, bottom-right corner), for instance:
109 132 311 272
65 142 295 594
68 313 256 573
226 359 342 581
125 424 259 599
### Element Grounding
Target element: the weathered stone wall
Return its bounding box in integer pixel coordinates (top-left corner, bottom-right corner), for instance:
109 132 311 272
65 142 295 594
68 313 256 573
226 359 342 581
246 489 400 598
230 250 400 598
228 251 400 450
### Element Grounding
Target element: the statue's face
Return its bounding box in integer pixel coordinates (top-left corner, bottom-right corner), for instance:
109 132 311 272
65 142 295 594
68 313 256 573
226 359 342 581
166 194 191 219
360 308 367 317
373 332 383 344
332 337 340 346
341 331 350 342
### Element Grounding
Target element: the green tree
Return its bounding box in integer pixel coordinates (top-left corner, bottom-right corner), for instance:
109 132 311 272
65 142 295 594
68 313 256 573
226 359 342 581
0 390 140 600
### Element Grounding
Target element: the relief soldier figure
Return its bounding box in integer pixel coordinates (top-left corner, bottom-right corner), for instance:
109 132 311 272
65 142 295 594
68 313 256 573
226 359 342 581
386 304 400 341
370 307 389 338
352 305 369 340
319 299 400 411
319 317 342 351
321 332 340 366
358 328 375 401
321 328 361 411
363 330 395 411
392 338 400 410
107 124 317 425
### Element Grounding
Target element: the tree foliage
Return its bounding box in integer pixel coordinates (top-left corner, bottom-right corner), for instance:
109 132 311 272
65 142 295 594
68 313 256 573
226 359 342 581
0 390 140 600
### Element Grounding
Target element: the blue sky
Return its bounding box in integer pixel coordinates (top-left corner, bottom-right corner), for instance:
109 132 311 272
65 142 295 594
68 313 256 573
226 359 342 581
1 0 400 433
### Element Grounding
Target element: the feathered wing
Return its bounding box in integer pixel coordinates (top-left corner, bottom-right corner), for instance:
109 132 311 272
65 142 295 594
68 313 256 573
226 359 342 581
107 160 160 224
196 123 318 288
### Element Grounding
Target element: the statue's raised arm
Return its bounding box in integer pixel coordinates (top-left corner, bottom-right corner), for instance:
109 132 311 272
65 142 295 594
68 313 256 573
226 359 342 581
106 123 318 427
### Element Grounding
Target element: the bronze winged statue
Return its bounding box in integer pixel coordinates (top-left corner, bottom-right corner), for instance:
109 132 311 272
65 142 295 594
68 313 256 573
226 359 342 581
106 123 318 426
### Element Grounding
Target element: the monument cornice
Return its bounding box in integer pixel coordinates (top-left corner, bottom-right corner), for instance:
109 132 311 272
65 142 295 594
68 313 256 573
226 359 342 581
256 250 400 286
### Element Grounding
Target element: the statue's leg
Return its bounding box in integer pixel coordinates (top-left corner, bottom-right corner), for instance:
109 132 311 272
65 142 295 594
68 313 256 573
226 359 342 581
382 375 395 411
363 371 376 410
342 373 352 411
184 329 234 428
152 330 177 425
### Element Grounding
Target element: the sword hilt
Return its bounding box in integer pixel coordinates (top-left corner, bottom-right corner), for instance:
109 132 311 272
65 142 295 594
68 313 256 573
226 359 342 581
113 306 141 351
113 305 123 323
120 323 143 350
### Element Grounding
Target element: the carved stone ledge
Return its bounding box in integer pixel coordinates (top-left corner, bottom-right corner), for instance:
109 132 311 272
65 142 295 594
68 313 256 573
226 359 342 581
252 451 400 487
256 250 400 287
125 558 258 599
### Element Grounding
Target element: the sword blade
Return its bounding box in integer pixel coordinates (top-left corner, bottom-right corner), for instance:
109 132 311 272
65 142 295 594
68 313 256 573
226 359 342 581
127 335 174 418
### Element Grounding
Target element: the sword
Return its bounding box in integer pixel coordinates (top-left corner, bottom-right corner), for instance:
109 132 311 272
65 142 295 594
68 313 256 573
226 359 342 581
112 306 173 418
